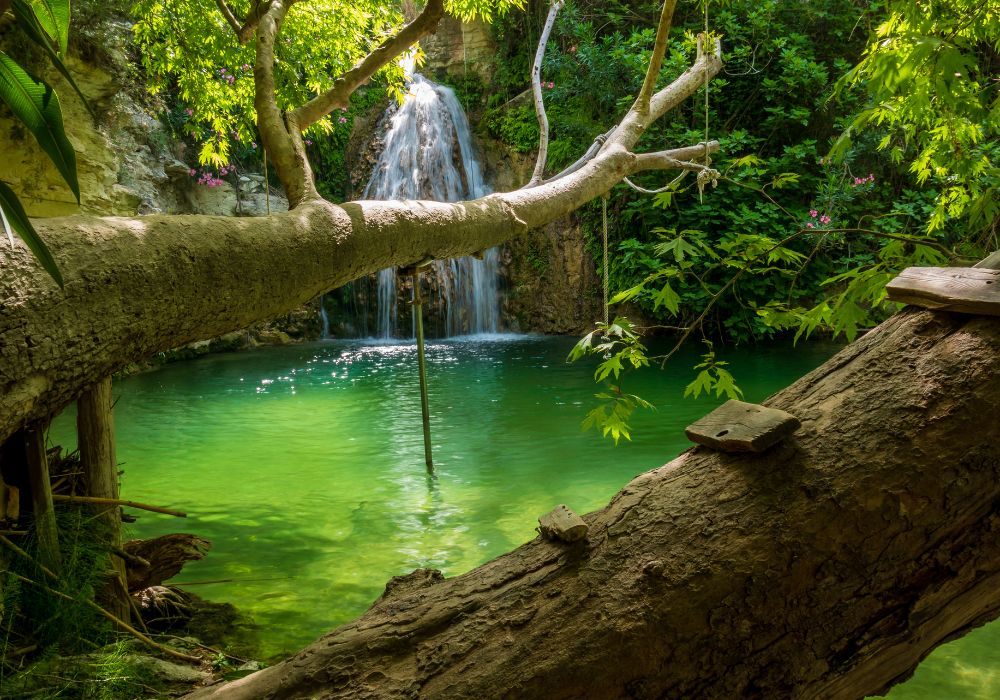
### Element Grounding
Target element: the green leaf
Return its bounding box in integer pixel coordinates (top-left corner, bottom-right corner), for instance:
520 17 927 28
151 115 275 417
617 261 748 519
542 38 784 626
11 0 93 117
650 281 680 315
594 355 624 382
684 370 713 399
712 367 744 400
26 0 71 57
0 180 64 288
0 51 79 202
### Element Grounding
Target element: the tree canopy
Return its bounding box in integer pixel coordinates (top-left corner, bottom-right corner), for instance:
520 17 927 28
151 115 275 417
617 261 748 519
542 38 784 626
132 0 524 168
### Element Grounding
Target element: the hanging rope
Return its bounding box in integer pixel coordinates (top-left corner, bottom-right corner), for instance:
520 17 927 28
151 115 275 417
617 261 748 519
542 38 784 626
602 195 610 326
701 1 711 202
622 170 689 195
263 149 271 216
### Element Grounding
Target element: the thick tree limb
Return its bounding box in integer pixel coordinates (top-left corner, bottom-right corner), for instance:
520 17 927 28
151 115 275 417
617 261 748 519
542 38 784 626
630 141 720 174
185 306 1000 698
251 0 320 205
0 142 642 441
289 0 445 130
528 0 564 186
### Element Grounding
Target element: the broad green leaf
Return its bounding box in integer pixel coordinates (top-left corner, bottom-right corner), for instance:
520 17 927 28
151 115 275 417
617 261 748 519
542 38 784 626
0 51 79 202
651 282 680 315
610 284 643 304
684 370 713 399
0 180 64 288
11 0 92 116
712 367 744 399
27 0 71 56
594 355 624 382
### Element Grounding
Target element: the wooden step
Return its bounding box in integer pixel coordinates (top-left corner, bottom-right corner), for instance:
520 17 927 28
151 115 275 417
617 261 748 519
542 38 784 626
886 266 1000 316
685 400 800 453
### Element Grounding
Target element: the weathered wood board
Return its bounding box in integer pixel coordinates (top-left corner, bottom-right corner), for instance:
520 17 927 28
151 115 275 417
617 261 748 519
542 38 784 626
885 267 1000 316
538 504 589 543
685 400 800 453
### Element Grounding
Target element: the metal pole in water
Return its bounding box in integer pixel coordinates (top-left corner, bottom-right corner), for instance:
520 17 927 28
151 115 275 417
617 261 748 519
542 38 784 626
413 273 434 474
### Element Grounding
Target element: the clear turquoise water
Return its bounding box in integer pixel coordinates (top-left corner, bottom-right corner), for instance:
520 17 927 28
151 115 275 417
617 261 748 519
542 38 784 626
48 336 998 695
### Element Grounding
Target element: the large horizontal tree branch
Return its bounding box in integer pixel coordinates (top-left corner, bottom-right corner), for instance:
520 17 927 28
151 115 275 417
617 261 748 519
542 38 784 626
288 0 445 130
184 305 1000 698
0 140 643 442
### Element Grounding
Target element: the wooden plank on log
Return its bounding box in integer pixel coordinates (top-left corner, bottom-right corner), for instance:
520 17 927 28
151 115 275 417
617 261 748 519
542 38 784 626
538 504 589 543
885 267 1000 316
685 400 800 453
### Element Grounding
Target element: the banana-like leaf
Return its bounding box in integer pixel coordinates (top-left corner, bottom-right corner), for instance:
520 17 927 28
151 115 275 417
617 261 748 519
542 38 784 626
0 51 80 203
11 0 93 116
26 0 70 57
0 180 64 288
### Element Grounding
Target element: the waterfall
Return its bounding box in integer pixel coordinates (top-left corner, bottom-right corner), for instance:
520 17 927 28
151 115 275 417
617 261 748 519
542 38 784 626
362 72 500 339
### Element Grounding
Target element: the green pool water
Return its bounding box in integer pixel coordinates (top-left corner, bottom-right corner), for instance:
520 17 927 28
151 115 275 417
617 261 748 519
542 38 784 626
48 335 998 696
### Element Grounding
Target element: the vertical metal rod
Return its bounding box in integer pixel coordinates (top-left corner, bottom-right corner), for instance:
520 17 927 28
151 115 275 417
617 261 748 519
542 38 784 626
413 273 434 474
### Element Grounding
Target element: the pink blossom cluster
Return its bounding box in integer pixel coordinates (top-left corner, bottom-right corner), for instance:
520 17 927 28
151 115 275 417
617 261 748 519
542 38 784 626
544 82 555 89
184 107 194 117
305 139 313 145
851 173 875 187
189 165 234 187
805 209 832 229
338 107 349 124
218 67 236 85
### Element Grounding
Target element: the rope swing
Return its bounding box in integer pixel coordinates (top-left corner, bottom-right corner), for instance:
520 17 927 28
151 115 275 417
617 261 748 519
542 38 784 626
602 195 610 326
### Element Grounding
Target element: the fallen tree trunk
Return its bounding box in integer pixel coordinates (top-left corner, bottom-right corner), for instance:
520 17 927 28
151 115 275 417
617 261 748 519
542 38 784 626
188 306 1000 699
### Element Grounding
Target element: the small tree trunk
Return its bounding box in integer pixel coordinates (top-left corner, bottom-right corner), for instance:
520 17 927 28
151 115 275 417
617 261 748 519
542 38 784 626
25 426 60 573
77 377 129 620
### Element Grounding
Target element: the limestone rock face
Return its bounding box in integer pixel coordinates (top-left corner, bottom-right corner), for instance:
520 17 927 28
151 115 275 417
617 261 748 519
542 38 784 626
421 16 497 82
503 217 603 335
0 26 287 219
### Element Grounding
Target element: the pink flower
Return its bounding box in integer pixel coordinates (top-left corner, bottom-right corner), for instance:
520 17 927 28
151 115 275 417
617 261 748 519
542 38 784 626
242 63 251 71
547 82 555 89
251 141 257 149
305 139 313 145
809 209 818 218
339 116 348 123
340 107 347 112
806 222 814 229
189 168 196 176
569 45 577 53
184 107 194 117
819 214 831 225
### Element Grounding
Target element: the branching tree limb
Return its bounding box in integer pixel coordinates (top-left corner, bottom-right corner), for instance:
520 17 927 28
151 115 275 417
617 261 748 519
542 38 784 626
288 0 445 130
528 0 564 186
632 0 678 115
0 1 722 443
213 0 274 44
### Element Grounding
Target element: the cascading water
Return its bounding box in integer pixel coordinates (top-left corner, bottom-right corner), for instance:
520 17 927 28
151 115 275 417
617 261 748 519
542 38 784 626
362 70 501 339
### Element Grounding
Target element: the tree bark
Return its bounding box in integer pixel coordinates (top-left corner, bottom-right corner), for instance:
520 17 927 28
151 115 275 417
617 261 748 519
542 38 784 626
186 307 1000 699
77 377 129 619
